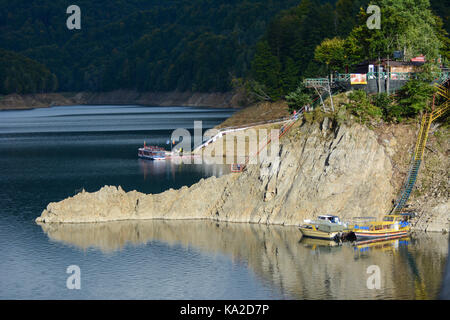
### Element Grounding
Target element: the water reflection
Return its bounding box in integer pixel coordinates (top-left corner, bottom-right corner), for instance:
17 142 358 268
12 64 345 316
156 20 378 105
38 220 448 299
353 237 411 254
138 159 230 181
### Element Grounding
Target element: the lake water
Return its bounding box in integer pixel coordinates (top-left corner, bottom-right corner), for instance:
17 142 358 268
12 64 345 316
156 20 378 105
0 105 448 299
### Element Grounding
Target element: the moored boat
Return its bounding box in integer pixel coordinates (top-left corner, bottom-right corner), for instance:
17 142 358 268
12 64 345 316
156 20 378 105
299 215 356 241
304 214 347 226
350 215 411 240
138 144 167 160
299 223 342 240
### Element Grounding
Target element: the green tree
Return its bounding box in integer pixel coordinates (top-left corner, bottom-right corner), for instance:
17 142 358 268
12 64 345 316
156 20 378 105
314 37 347 72
397 80 436 116
335 0 370 36
251 40 282 99
349 0 443 61
345 90 382 121
281 57 299 94
285 85 313 112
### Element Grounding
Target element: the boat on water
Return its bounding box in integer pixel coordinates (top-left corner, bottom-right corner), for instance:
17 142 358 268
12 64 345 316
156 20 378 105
138 144 167 160
303 215 346 226
350 215 411 241
299 215 356 241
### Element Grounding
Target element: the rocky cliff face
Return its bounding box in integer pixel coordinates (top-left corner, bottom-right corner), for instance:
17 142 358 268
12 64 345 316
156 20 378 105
412 201 449 233
36 120 396 224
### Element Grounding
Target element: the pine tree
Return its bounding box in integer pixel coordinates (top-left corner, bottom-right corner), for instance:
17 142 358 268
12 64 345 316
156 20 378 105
281 57 299 95
251 40 282 99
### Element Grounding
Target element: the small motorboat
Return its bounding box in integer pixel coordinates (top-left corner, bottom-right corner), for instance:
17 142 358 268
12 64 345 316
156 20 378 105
303 215 347 227
299 223 342 240
299 215 355 241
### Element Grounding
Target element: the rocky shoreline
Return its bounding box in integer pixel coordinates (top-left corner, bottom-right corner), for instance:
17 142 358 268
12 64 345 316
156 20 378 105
0 90 243 110
37 120 397 225
34 106 449 232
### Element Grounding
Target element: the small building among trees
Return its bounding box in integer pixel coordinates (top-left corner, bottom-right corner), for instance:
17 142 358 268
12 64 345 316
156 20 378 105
345 56 427 94
352 57 426 75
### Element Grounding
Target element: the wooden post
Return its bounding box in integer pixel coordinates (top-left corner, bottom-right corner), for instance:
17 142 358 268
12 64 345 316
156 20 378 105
387 55 390 96
378 56 381 94
327 81 334 112
314 86 326 112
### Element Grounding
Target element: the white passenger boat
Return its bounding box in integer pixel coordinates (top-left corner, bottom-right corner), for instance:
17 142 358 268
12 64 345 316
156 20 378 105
138 144 167 160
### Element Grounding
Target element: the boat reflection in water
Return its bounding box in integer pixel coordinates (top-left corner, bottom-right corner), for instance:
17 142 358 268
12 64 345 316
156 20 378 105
38 220 449 299
299 233 411 256
353 236 410 254
300 238 342 255
138 157 229 181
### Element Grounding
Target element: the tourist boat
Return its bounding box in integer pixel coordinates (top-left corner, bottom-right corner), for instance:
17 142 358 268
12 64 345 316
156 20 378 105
299 215 355 241
138 144 167 160
350 215 411 240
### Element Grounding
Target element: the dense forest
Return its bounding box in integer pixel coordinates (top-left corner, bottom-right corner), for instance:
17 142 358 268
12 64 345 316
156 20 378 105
250 0 371 99
0 0 448 95
0 0 303 93
0 49 58 94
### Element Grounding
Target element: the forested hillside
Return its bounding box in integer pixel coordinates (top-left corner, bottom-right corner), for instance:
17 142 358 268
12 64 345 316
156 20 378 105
0 0 303 93
250 0 370 99
0 49 57 94
0 0 447 95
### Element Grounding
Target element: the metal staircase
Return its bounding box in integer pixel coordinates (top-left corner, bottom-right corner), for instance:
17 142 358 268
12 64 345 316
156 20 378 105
390 80 449 214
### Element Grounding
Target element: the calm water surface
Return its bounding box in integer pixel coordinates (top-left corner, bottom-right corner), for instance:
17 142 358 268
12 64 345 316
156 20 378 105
0 105 448 299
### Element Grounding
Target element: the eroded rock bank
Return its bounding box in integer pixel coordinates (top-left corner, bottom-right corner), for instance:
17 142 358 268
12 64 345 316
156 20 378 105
37 121 396 224
0 90 242 110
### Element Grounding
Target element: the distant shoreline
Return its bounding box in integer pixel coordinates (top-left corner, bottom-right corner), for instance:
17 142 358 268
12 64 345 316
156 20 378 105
0 90 243 110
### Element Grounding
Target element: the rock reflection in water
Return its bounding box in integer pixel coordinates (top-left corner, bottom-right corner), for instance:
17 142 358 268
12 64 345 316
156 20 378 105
38 220 448 299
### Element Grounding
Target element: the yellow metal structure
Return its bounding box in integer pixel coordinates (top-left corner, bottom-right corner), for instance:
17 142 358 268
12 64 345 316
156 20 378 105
413 83 448 162
391 80 449 214
413 113 432 161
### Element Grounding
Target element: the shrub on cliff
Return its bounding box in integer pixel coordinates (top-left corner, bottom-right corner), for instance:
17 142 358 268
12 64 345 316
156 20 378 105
370 93 403 122
344 90 382 123
285 85 313 113
397 80 437 116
